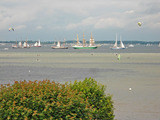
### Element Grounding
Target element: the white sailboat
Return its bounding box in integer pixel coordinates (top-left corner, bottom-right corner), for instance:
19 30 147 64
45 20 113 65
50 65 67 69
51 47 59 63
23 41 30 48
34 40 41 47
18 42 23 48
128 44 134 48
111 35 125 49
34 42 38 47
51 41 68 49
12 41 18 48
120 36 125 49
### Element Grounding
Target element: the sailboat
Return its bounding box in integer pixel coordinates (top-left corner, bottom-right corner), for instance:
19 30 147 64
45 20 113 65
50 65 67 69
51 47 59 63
34 40 41 47
128 44 134 48
111 35 125 49
23 41 30 48
72 33 97 49
18 41 23 48
12 41 18 48
51 40 68 49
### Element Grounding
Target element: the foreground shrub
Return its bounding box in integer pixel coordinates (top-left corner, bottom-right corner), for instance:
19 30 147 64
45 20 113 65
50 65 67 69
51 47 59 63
0 80 92 120
0 78 114 120
70 78 114 120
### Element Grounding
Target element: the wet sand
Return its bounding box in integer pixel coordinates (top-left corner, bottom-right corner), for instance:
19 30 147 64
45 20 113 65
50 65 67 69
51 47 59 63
0 52 160 120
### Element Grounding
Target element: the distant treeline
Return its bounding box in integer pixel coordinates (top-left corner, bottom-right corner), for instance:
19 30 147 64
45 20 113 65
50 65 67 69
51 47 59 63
0 40 159 45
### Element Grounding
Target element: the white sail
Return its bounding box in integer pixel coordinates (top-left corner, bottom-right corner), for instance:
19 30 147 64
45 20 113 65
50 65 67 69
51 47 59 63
113 34 118 48
38 40 41 46
23 41 30 48
57 41 61 47
120 40 125 48
120 36 125 48
18 42 22 48
89 33 95 46
34 42 38 46
23 42 27 47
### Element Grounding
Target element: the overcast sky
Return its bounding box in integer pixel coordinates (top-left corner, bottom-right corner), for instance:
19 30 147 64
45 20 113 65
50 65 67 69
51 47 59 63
0 0 160 41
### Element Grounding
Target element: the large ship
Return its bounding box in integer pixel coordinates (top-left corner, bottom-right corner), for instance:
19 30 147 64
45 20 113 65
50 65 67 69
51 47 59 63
72 33 97 49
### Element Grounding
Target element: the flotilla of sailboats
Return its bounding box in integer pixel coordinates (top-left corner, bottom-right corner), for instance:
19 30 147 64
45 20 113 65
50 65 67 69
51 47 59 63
11 33 126 50
72 33 98 49
12 40 41 48
11 34 160 50
9 38 160 50
12 41 30 48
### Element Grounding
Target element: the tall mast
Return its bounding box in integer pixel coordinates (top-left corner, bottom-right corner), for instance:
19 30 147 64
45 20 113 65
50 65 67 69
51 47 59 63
26 38 27 48
113 33 117 48
63 38 65 47
83 33 86 47
15 37 17 47
76 34 79 46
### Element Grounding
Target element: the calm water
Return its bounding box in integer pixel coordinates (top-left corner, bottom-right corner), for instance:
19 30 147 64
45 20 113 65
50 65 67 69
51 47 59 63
0 43 160 84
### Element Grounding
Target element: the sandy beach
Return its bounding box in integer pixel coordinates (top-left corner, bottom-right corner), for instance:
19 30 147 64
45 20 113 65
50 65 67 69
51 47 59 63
0 52 160 120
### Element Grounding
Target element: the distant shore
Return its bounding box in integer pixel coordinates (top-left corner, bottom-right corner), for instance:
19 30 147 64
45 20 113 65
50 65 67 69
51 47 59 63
0 40 160 46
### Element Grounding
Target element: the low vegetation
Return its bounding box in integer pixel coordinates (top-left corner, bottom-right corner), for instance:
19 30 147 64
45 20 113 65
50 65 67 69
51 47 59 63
0 78 114 120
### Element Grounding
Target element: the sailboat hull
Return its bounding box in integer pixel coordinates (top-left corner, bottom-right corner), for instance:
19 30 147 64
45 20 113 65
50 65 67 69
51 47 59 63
111 47 125 50
51 47 68 49
12 46 18 48
72 46 97 49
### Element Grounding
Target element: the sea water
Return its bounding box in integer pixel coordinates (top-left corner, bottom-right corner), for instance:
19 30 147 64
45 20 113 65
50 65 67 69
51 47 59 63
0 43 160 120
0 43 160 84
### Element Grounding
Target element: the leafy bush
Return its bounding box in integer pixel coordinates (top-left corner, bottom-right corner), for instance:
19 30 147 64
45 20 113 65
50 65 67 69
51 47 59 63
0 78 114 120
70 78 114 120
0 80 92 120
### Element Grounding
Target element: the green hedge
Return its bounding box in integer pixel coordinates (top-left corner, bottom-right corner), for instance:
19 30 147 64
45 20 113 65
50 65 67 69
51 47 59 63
0 78 114 120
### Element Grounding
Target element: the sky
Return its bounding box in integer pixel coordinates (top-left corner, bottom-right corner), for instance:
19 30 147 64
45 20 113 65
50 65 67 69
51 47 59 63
0 0 160 41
